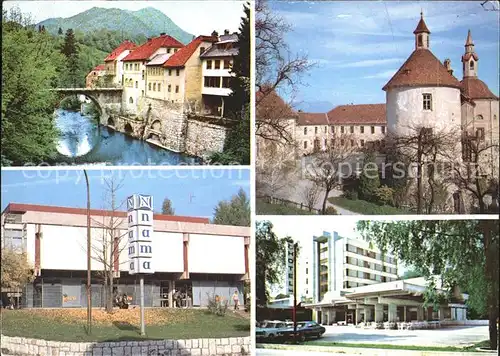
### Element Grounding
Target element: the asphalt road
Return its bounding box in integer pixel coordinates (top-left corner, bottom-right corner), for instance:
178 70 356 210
256 349 357 356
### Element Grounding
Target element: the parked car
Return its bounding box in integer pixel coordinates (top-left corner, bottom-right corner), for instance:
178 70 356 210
255 320 289 343
276 321 326 342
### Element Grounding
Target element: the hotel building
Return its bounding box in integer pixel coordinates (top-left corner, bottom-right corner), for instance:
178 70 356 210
1 203 250 308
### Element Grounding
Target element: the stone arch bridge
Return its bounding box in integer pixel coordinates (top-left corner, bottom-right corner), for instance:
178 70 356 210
52 88 123 125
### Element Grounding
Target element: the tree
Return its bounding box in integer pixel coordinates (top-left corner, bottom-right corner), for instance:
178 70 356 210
401 268 425 280
58 27 63 35
1 249 36 304
161 198 175 215
255 0 313 144
90 178 128 313
2 7 61 166
301 183 320 212
274 293 289 300
451 124 499 213
357 220 499 350
212 188 250 226
306 135 357 213
256 221 286 306
61 28 80 87
358 151 380 202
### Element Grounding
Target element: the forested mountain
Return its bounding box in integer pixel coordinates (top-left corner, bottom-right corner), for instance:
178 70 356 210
37 7 194 45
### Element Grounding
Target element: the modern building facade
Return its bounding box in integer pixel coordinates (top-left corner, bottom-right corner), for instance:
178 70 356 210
1 203 250 308
312 231 399 304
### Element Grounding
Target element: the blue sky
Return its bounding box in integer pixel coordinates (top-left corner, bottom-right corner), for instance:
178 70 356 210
271 1 500 112
1 168 250 220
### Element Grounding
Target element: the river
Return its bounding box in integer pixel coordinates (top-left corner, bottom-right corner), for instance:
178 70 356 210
53 109 200 165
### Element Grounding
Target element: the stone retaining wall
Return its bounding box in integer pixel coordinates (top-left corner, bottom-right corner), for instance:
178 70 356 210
0 335 251 356
184 120 228 158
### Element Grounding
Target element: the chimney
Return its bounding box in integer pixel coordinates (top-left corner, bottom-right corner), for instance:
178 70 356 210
147 37 152 42
224 29 230 35
211 30 219 37
160 32 166 36
444 58 453 75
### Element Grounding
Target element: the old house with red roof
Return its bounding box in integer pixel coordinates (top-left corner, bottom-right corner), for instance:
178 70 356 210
103 40 137 86
121 33 184 114
85 64 106 88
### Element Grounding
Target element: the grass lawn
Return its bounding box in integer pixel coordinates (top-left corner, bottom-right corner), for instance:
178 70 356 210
328 197 410 215
256 198 317 215
258 340 492 353
0 308 250 342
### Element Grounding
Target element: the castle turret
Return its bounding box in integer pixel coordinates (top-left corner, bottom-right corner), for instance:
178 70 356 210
461 30 479 78
413 12 430 50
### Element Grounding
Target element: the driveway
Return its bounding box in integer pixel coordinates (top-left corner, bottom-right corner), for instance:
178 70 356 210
320 324 489 347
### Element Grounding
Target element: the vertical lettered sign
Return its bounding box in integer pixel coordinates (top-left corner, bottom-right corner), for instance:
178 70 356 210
127 194 154 274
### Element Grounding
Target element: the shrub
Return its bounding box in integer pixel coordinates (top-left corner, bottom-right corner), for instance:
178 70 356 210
374 185 394 206
344 190 358 200
342 174 360 193
323 206 338 215
359 152 380 201
207 293 228 316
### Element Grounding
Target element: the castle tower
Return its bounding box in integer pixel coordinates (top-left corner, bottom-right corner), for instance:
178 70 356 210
414 12 431 50
461 30 479 78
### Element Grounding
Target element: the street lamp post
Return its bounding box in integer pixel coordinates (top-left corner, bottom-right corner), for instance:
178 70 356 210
83 169 92 334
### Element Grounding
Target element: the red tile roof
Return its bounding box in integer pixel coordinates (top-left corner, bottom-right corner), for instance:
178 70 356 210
460 77 498 100
104 40 137 62
382 49 462 91
327 104 386 124
413 14 430 34
122 35 184 62
2 203 210 224
256 87 297 119
164 35 218 68
93 64 105 71
297 112 328 126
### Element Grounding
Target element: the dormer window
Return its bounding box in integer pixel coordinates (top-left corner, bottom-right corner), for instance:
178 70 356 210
423 93 432 110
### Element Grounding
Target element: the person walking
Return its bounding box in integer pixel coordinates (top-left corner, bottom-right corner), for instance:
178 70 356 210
232 290 239 311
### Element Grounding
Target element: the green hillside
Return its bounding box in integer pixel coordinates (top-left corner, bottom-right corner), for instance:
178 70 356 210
37 6 194 45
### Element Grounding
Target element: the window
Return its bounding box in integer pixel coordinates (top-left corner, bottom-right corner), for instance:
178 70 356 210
494 115 497 120
371 126 375 134
381 126 386 134
204 76 221 87
324 126 327 133
360 126 364 134
350 126 354 133
222 77 231 88
214 60 221 69
331 126 334 133
418 34 423 47
135 81 138 88
174 48 178 53
224 60 231 69
200 47 205 55
315 127 318 134
129 97 133 104
167 48 171 54
340 139 345 145
141 90 144 96
168 85 171 92
304 127 307 135
175 85 179 93
176 69 180 76
3 229 23 250
331 138 335 147
350 139 355 146
360 139 365 147
341 126 345 134
168 69 172 76
476 128 485 140
158 83 161 91
423 93 432 110
304 141 307 149
153 83 156 91
148 83 151 91
206 60 212 69
470 61 474 69
142 70 144 80
476 115 484 120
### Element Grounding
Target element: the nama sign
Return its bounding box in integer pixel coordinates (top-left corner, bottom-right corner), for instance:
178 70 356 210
127 194 154 274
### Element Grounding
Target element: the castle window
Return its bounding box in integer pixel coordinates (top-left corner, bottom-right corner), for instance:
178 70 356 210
476 128 485 140
206 60 212 69
142 70 144 80
304 141 307 149
148 83 151 91
175 85 179 93
315 127 318 134
418 35 423 47
371 126 375 134
168 85 171 92
304 127 307 135
350 139 355 147
341 126 345 134
135 81 138 88
381 126 386 134
360 126 364 134
423 93 432 110
475 115 483 120
176 69 180 76
129 97 133 104
158 83 161 91
167 48 171 54
168 69 172 76
215 60 221 69
153 83 156 91
470 61 474 69
350 126 354 133
360 139 365 147
331 126 335 133
324 126 327 133
141 90 144 97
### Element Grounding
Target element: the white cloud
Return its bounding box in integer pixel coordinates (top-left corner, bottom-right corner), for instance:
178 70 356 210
337 58 405 68
363 69 397 79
